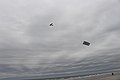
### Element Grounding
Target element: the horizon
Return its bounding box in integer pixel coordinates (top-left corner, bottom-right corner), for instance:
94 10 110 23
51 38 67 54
0 0 120 79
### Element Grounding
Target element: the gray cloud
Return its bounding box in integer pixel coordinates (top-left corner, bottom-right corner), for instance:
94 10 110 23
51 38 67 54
0 0 120 78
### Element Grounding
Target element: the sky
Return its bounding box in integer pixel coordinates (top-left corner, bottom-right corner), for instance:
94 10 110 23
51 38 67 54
0 0 120 78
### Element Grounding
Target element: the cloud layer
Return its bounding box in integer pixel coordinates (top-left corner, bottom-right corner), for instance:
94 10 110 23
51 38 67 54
0 0 120 78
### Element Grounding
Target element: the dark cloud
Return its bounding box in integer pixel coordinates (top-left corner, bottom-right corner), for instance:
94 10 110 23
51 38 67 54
0 0 120 78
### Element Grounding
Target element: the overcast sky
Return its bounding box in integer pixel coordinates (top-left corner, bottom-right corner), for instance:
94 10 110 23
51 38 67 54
0 0 120 78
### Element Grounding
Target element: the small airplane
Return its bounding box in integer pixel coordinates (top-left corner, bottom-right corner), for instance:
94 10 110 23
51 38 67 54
49 23 53 26
83 41 90 46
